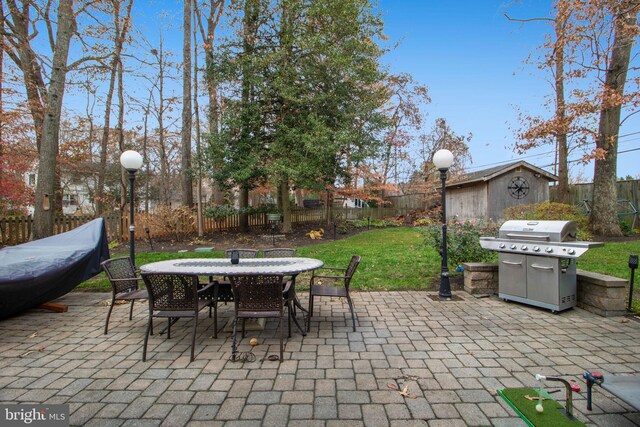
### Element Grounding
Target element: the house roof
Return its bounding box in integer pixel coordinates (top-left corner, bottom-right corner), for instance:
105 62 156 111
446 161 558 189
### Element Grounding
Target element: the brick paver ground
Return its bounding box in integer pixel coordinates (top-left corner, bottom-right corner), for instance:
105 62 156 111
1 291 640 426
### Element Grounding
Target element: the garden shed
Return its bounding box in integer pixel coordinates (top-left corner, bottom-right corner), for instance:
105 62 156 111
445 161 557 221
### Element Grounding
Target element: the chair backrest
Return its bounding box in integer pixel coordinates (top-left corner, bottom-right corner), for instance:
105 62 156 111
224 249 259 259
142 273 200 312
262 248 296 258
344 255 361 290
102 257 139 294
229 274 285 313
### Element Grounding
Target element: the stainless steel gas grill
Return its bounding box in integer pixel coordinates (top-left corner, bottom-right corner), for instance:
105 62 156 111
480 220 603 312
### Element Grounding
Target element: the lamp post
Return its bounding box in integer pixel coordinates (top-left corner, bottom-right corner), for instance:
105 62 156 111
120 150 143 266
433 149 454 299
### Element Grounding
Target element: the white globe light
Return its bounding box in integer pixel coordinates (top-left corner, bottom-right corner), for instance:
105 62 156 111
433 149 454 170
120 150 143 171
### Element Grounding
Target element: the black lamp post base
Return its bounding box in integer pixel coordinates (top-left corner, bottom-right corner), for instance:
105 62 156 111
438 274 452 299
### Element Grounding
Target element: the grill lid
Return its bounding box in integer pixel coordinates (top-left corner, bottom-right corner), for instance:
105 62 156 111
498 220 577 242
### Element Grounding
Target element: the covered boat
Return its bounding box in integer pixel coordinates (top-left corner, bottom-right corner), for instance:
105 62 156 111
0 218 110 320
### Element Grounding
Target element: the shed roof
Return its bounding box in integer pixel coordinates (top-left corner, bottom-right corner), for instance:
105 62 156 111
446 161 558 189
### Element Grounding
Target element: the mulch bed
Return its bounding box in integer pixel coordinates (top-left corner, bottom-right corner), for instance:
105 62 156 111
110 221 368 255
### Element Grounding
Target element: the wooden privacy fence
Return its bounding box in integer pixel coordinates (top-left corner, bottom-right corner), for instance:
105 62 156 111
0 215 122 246
551 179 640 229
1 206 406 246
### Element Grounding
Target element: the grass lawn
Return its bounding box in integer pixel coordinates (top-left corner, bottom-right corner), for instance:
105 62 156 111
78 227 639 293
78 227 440 292
577 240 640 280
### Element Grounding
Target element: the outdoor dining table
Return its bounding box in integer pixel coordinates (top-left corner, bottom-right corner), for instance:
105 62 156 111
139 257 324 336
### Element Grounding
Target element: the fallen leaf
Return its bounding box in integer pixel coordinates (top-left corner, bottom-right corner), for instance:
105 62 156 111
399 385 417 399
524 394 548 401
38 346 45 352
20 352 32 358
29 332 38 338
387 383 398 390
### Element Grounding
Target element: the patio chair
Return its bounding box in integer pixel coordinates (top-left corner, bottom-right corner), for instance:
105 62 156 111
262 248 296 258
307 255 361 332
199 248 259 338
141 273 213 362
101 257 149 335
262 248 302 336
229 273 291 361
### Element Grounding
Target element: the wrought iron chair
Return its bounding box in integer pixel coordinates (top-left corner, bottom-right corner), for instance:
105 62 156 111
229 274 291 362
307 255 361 332
101 257 149 335
199 249 260 338
262 248 296 258
141 273 213 362
262 248 303 336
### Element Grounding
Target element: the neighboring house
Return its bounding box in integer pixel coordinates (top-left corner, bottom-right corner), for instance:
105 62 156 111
334 197 369 208
445 161 558 221
24 164 98 215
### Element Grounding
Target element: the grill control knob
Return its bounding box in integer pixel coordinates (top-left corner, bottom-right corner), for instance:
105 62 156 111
521 245 528 251
499 243 505 249
510 244 517 250
567 248 576 255
545 247 553 253
533 246 540 252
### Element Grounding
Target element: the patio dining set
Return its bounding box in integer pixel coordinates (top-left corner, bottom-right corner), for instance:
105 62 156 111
100 248 361 363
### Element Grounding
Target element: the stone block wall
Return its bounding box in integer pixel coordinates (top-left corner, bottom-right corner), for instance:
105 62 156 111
576 269 627 317
462 262 498 295
461 263 628 317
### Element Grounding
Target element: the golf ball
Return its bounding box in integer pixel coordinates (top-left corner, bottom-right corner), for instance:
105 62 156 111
536 403 544 413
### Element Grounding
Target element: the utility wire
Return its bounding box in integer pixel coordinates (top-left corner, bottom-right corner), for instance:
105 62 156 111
466 132 640 172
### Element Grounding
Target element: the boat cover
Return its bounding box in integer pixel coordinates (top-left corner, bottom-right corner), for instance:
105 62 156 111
0 218 110 320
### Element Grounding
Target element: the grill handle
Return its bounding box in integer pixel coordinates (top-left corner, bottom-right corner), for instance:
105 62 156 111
531 264 554 271
501 260 523 266
504 233 550 241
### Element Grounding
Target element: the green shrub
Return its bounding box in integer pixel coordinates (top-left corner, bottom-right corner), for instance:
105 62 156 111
619 219 633 236
204 205 237 221
420 220 499 269
502 202 592 240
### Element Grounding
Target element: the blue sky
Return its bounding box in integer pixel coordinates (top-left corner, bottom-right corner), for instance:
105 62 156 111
377 0 639 181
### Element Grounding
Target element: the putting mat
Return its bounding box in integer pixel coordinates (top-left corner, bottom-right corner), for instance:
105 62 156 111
498 388 586 427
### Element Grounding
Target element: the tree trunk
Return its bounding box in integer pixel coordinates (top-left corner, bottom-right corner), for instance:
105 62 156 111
194 0 225 205
143 94 151 213
239 187 249 232
554 13 570 204
181 0 193 207
590 8 637 236
325 190 333 226
32 0 76 239
117 47 127 211
280 180 292 233
96 0 132 215
193 4 203 237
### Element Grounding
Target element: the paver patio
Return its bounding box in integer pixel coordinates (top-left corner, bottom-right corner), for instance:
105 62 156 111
1 290 640 426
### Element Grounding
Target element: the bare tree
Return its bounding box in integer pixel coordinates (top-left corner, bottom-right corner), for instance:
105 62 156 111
3 0 111 237
96 0 134 215
181 0 193 207
194 0 226 205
